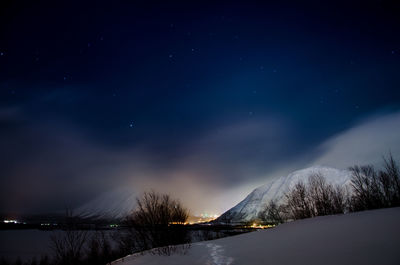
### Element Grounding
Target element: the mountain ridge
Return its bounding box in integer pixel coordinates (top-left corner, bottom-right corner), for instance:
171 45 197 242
216 166 352 223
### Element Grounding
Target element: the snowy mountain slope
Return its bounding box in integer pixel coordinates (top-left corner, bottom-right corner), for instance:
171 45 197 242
111 207 400 265
217 166 352 222
76 187 137 219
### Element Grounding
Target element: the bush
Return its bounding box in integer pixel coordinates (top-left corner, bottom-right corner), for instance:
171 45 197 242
285 180 313 220
126 191 191 255
258 200 285 224
349 153 400 211
50 209 88 265
308 173 348 216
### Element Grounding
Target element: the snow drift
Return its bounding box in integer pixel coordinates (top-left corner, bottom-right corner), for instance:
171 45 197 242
111 207 400 265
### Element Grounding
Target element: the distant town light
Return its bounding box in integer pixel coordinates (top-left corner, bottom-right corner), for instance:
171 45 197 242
3 219 18 224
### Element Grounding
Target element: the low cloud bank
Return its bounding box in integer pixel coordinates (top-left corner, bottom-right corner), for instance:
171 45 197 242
311 111 400 169
1 107 399 215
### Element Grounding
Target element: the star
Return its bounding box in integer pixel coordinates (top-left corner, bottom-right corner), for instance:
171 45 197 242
129 122 134 128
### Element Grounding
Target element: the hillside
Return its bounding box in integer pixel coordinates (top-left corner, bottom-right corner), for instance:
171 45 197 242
216 166 351 223
76 187 137 219
111 207 400 265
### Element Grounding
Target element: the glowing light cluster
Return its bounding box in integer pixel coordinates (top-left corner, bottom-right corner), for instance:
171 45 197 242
3 219 19 224
250 223 276 229
199 213 219 219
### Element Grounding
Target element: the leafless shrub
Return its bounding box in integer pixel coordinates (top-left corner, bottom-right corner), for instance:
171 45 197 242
258 200 284 224
349 165 384 210
150 243 191 256
381 153 400 206
308 173 347 216
50 209 88 265
50 230 88 265
126 191 191 255
349 153 400 211
285 181 313 220
111 230 137 257
85 231 115 265
266 173 349 221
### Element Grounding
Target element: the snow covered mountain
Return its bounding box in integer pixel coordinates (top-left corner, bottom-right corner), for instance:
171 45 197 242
76 166 351 221
76 187 137 220
216 166 352 223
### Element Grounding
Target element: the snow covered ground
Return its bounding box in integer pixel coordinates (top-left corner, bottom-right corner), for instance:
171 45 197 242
111 207 400 265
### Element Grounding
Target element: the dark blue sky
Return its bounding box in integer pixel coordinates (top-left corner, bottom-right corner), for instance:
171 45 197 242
1 0 400 214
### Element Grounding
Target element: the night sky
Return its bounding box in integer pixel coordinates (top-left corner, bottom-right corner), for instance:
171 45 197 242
1 0 400 215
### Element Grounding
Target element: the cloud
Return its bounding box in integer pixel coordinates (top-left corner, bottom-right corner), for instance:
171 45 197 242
310 111 400 169
176 117 297 185
0 106 24 122
1 106 399 216
0 112 298 215
215 110 400 214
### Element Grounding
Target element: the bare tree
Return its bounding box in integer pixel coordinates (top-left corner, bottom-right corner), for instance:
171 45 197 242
381 153 400 206
331 184 350 214
285 181 313 220
258 200 284 224
349 165 384 210
283 173 349 220
349 153 400 211
50 209 88 265
308 173 347 216
127 191 190 255
85 231 115 265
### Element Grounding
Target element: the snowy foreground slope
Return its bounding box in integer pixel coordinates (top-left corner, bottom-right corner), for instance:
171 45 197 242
217 166 351 222
112 207 400 265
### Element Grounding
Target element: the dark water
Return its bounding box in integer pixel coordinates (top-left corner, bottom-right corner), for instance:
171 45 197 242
0 230 118 262
0 230 54 261
0 228 244 262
